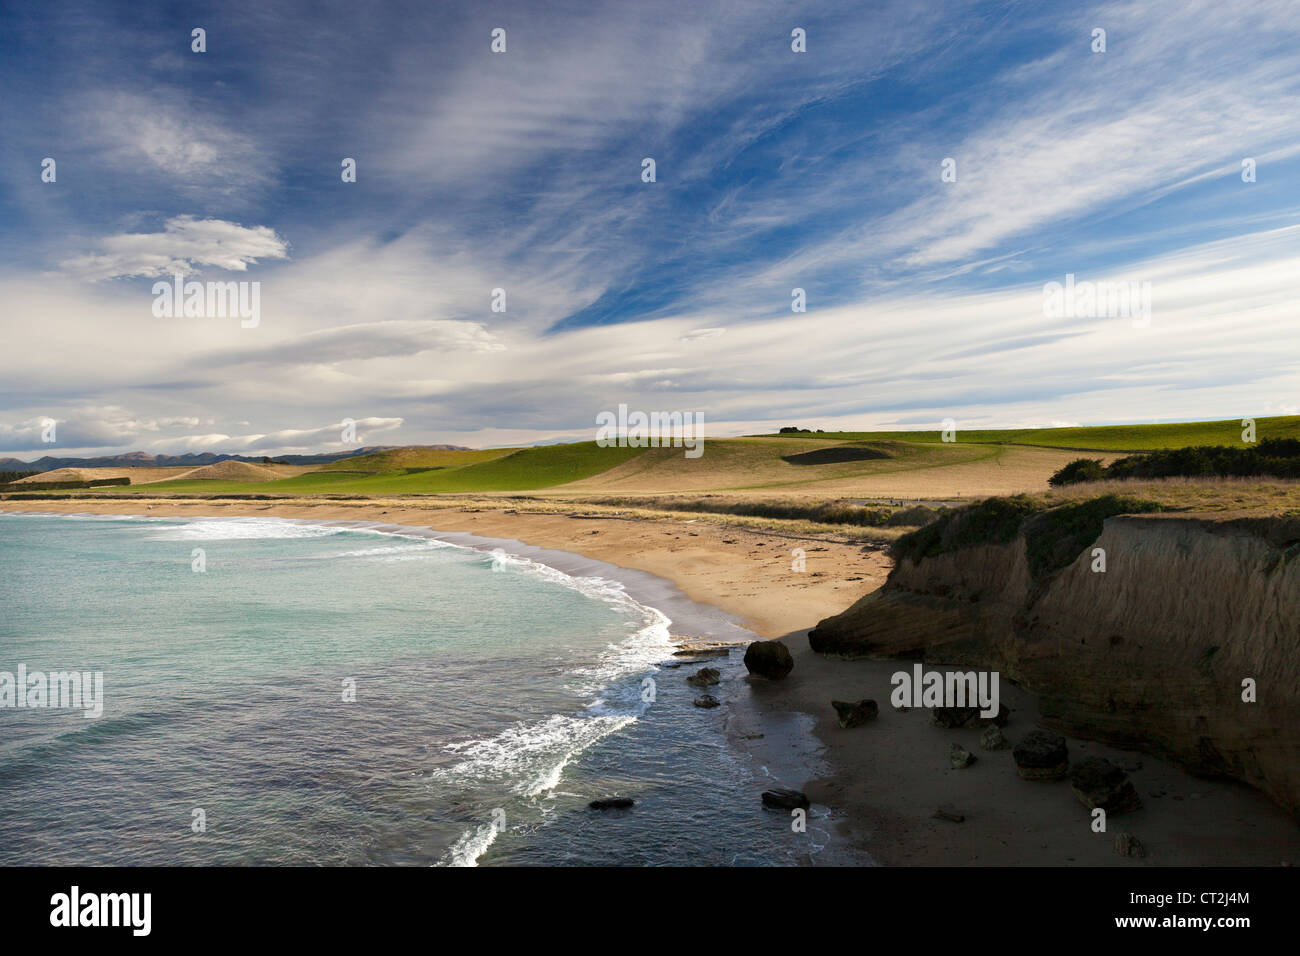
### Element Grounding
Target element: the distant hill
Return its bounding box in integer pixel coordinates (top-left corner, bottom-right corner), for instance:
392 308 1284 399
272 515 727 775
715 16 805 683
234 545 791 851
0 445 470 472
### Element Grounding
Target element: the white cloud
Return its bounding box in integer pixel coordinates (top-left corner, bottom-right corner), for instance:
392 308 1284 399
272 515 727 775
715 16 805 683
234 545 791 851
82 90 267 186
60 216 290 280
732 0 1300 284
150 418 405 456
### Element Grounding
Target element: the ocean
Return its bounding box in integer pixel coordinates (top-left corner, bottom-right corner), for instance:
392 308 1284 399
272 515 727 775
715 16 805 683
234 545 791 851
0 512 828 866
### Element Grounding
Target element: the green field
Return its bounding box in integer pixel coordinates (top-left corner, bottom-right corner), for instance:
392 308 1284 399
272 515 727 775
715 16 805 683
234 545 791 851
758 416 1300 451
314 447 513 472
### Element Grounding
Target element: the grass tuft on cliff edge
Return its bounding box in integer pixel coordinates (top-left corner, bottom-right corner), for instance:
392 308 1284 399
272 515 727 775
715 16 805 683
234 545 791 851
894 493 1165 579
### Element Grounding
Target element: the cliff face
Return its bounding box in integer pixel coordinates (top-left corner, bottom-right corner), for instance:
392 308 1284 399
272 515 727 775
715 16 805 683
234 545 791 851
810 513 1300 815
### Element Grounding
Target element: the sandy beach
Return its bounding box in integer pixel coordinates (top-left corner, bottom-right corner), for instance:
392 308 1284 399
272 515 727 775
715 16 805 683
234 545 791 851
6 496 1298 866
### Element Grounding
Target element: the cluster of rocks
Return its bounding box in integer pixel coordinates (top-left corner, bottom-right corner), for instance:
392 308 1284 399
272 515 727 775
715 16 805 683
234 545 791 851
591 639 747 812
903 702 1146 856
1006 730 1145 855
667 638 743 708
670 638 799 710
734 641 810 811
702 638 1149 854
1011 734 1143 809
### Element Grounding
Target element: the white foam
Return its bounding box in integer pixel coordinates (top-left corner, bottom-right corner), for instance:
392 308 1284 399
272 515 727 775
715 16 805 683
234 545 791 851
439 821 503 868
325 541 458 561
434 713 636 798
145 518 347 541
480 549 674 690
414 537 683 865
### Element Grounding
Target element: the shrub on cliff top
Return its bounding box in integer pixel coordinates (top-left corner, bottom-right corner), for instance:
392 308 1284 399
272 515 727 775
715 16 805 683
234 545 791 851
893 493 1165 578
893 494 1041 565
1050 439 1300 485
1049 458 1106 486
1022 495 1164 578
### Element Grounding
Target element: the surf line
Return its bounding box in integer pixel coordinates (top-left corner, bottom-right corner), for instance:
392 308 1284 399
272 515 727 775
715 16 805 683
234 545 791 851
890 664 999 717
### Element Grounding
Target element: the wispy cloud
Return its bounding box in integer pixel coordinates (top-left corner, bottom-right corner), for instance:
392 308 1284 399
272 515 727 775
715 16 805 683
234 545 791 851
80 90 269 188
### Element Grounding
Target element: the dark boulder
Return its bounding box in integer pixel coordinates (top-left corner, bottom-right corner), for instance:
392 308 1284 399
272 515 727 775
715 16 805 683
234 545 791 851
950 743 976 768
744 640 793 679
980 726 1009 750
693 694 721 708
1070 757 1142 814
686 667 721 687
589 797 634 810
831 699 879 728
1013 730 1069 780
761 788 810 810
672 647 731 659
1114 832 1147 858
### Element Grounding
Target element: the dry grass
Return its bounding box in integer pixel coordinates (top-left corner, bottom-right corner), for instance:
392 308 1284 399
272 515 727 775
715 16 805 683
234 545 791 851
1034 476 1300 514
12 463 318 485
169 460 294 481
16 476 1297 535
569 442 1105 498
447 494 908 543
11 466 197 484
31 491 903 544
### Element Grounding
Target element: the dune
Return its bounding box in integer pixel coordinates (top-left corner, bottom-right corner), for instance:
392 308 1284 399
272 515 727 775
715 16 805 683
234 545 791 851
11 467 102 484
11 466 203 485
169 460 286 481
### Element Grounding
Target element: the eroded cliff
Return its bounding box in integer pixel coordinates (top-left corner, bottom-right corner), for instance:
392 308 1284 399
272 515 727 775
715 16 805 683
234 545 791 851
809 500 1300 815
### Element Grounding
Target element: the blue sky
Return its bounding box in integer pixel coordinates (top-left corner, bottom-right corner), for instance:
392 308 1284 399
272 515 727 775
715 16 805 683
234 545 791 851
2 0 1299 456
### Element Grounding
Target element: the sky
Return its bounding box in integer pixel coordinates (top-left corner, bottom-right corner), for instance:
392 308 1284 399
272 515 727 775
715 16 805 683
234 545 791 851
1 0 1298 458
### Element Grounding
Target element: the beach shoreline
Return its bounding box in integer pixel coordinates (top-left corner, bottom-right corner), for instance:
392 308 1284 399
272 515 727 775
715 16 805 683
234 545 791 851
4 497 1298 865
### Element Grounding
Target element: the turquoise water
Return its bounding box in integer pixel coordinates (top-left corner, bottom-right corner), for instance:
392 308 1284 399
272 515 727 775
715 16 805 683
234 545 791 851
0 513 814 865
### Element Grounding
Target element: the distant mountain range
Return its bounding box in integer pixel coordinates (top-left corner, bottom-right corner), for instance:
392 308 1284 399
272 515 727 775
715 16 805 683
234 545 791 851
0 445 471 473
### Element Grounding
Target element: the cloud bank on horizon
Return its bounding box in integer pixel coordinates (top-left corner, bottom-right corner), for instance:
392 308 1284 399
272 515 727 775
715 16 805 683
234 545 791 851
1 0 1298 457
